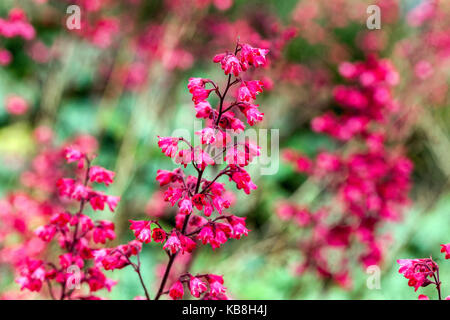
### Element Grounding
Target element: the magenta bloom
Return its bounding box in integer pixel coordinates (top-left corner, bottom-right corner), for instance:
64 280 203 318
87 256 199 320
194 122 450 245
169 280 184 300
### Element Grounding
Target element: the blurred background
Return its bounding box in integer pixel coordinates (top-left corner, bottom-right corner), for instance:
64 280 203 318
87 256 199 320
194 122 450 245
0 0 450 299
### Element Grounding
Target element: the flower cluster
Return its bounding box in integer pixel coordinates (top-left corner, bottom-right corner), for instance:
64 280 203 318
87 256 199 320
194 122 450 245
0 8 35 40
168 273 227 300
15 146 121 300
98 41 266 300
279 55 413 288
397 243 450 300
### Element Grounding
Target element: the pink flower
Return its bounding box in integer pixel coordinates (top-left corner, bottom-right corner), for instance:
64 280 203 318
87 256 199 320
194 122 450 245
229 167 257 194
178 198 193 215
0 48 12 66
239 44 269 69
35 225 56 242
155 168 183 187
238 80 264 102
207 274 226 297
197 225 214 244
195 127 216 145
189 276 207 298
63 147 85 168
214 53 242 76
56 178 76 198
193 148 215 170
16 259 46 292
106 195 120 212
4 95 28 115
441 244 450 259
397 258 437 291
228 215 249 239
169 280 184 300
194 101 213 119
92 221 115 244
188 77 206 92
89 166 115 186
59 253 84 269
89 192 120 212
163 231 182 254
179 234 197 253
152 228 166 243
129 220 152 243
158 136 179 158
418 294 429 300
414 60 433 80
242 105 264 126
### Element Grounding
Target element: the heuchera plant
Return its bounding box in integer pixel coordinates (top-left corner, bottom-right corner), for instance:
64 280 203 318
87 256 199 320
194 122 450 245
279 55 413 288
16 147 120 299
16 40 268 300
397 243 450 300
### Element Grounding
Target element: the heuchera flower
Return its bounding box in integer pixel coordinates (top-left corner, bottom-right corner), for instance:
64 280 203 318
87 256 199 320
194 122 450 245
279 56 413 287
129 220 152 243
163 231 182 254
397 258 437 291
16 146 121 299
89 166 115 186
441 244 450 259
238 80 264 102
169 280 184 300
152 228 167 243
189 276 207 298
4 95 28 115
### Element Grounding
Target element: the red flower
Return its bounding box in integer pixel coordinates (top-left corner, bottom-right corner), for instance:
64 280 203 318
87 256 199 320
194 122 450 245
440 244 450 259
89 166 115 186
214 53 242 77
189 276 207 298
163 231 182 254
169 280 184 300
157 136 179 158
152 228 166 243
238 80 264 102
129 220 152 244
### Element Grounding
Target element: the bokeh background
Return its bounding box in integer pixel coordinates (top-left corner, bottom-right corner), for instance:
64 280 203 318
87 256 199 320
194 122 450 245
0 0 449 299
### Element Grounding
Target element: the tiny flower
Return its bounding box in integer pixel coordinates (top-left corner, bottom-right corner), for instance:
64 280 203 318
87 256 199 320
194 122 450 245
194 101 213 119
157 136 179 158
156 170 182 190
418 294 429 300
129 220 152 244
152 228 166 243
179 234 196 253
440 244 450 259
207 274 226 297
214 53 242 76
35 225 56 242
189 276 207 298
228 215 249 239
4 95 28 115
89 166 115 186
195 127 216 145
106 195 120 212
229 167 257 194
242 105 264 126
163 231 182 254
237 80 263 102
63 147 85 167
192 194 207 211
239 44 269 69
178 198 193 215
0 48 12 66
169 280 184 300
